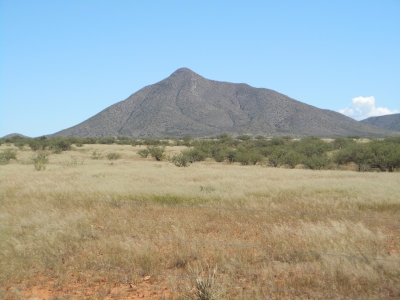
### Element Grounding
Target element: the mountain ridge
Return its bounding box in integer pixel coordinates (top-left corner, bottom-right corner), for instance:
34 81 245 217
52 68 398 138
360 113 400 132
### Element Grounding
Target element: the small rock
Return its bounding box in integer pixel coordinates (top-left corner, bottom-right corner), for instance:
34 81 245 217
143 276 151 281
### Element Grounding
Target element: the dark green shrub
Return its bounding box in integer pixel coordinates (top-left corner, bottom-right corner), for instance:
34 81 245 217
268 148 286 167
333 143 374 172
211 146 228 162
368 141 400 172
302 154 332 170
226 150 237 163
236 149 262 165
280 151 302 168
269 137 285 146
82 137 98 144
294 136 332 158
98 137 115 144
332 137 355 150
183 148 208 162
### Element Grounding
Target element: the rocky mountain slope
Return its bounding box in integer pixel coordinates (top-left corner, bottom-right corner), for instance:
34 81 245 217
53 68 397 138
360 113 400 132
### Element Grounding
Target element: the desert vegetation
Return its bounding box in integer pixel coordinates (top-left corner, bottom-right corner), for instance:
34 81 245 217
0 135 399 299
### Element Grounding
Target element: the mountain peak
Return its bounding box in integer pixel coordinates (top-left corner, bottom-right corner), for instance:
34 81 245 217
170 67 199 77
52 69 399 138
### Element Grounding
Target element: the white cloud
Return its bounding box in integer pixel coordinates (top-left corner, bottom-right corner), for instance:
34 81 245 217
339 96 399 120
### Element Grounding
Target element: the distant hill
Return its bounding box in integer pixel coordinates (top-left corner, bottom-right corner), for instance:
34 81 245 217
2 133 31 139
360 113 400 132
52 68 398 138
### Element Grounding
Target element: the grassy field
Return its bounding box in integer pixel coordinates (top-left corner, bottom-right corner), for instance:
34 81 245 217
1 143 399 299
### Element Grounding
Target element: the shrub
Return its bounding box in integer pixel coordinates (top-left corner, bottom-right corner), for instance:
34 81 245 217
98 137 115 144
171 153 191 167
268 148 286 167
269 137 285 146
211 147 227 162
32 152 49 171
137 149 150 158
237 134 252 141
52 146 63 154
236 149 262 165
226 150 237 163
280 151 302 168
28 140 41 151
333 143 373 172
147 146 165 161
302 154 332 170
107 152 121 160
294 136 332 158
0 149 17 164
91 151 102 159
183 148 208 162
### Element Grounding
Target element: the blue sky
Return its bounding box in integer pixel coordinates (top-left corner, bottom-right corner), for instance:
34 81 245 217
1 0 399 137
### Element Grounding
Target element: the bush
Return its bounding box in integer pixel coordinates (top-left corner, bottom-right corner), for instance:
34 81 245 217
147 146 165 161
137 149 150 158
28 140 41 151
226 149 237 163
333 143 373 172
235 149 262 165
184 148 208 162
293 136 332 158
171 153 191 167
107 152 121 160
91 151 102 159
211 147 227 162
302 154 332 170
280 151 302 168
237 135 252 141
0 149 17 164
268 148 286 167
98 137 115 144
32 152 49 171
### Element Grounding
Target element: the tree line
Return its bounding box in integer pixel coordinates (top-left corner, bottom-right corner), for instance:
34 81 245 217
1 134 399 172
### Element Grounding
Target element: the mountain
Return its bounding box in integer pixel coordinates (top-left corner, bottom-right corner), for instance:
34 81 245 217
2 133 31 139
360 114 400 132
52 68 398 138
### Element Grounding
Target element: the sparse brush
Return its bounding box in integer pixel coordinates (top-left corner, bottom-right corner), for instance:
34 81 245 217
106 152 121 160
171 153 191 167
31 151 49 170
0 149 17 164
137 149 150 158
1 143 399 299
182 265 220 300
91 151 102 159
147 146 165 161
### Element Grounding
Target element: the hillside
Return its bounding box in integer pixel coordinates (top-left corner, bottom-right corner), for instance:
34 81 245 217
2 133 31 139
53 68 397 138
360 113 400 132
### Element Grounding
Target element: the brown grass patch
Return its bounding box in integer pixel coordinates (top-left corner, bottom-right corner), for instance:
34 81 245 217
1 144 399 299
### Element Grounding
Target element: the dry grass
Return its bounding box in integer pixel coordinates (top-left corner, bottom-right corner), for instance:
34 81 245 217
1 144 399 299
